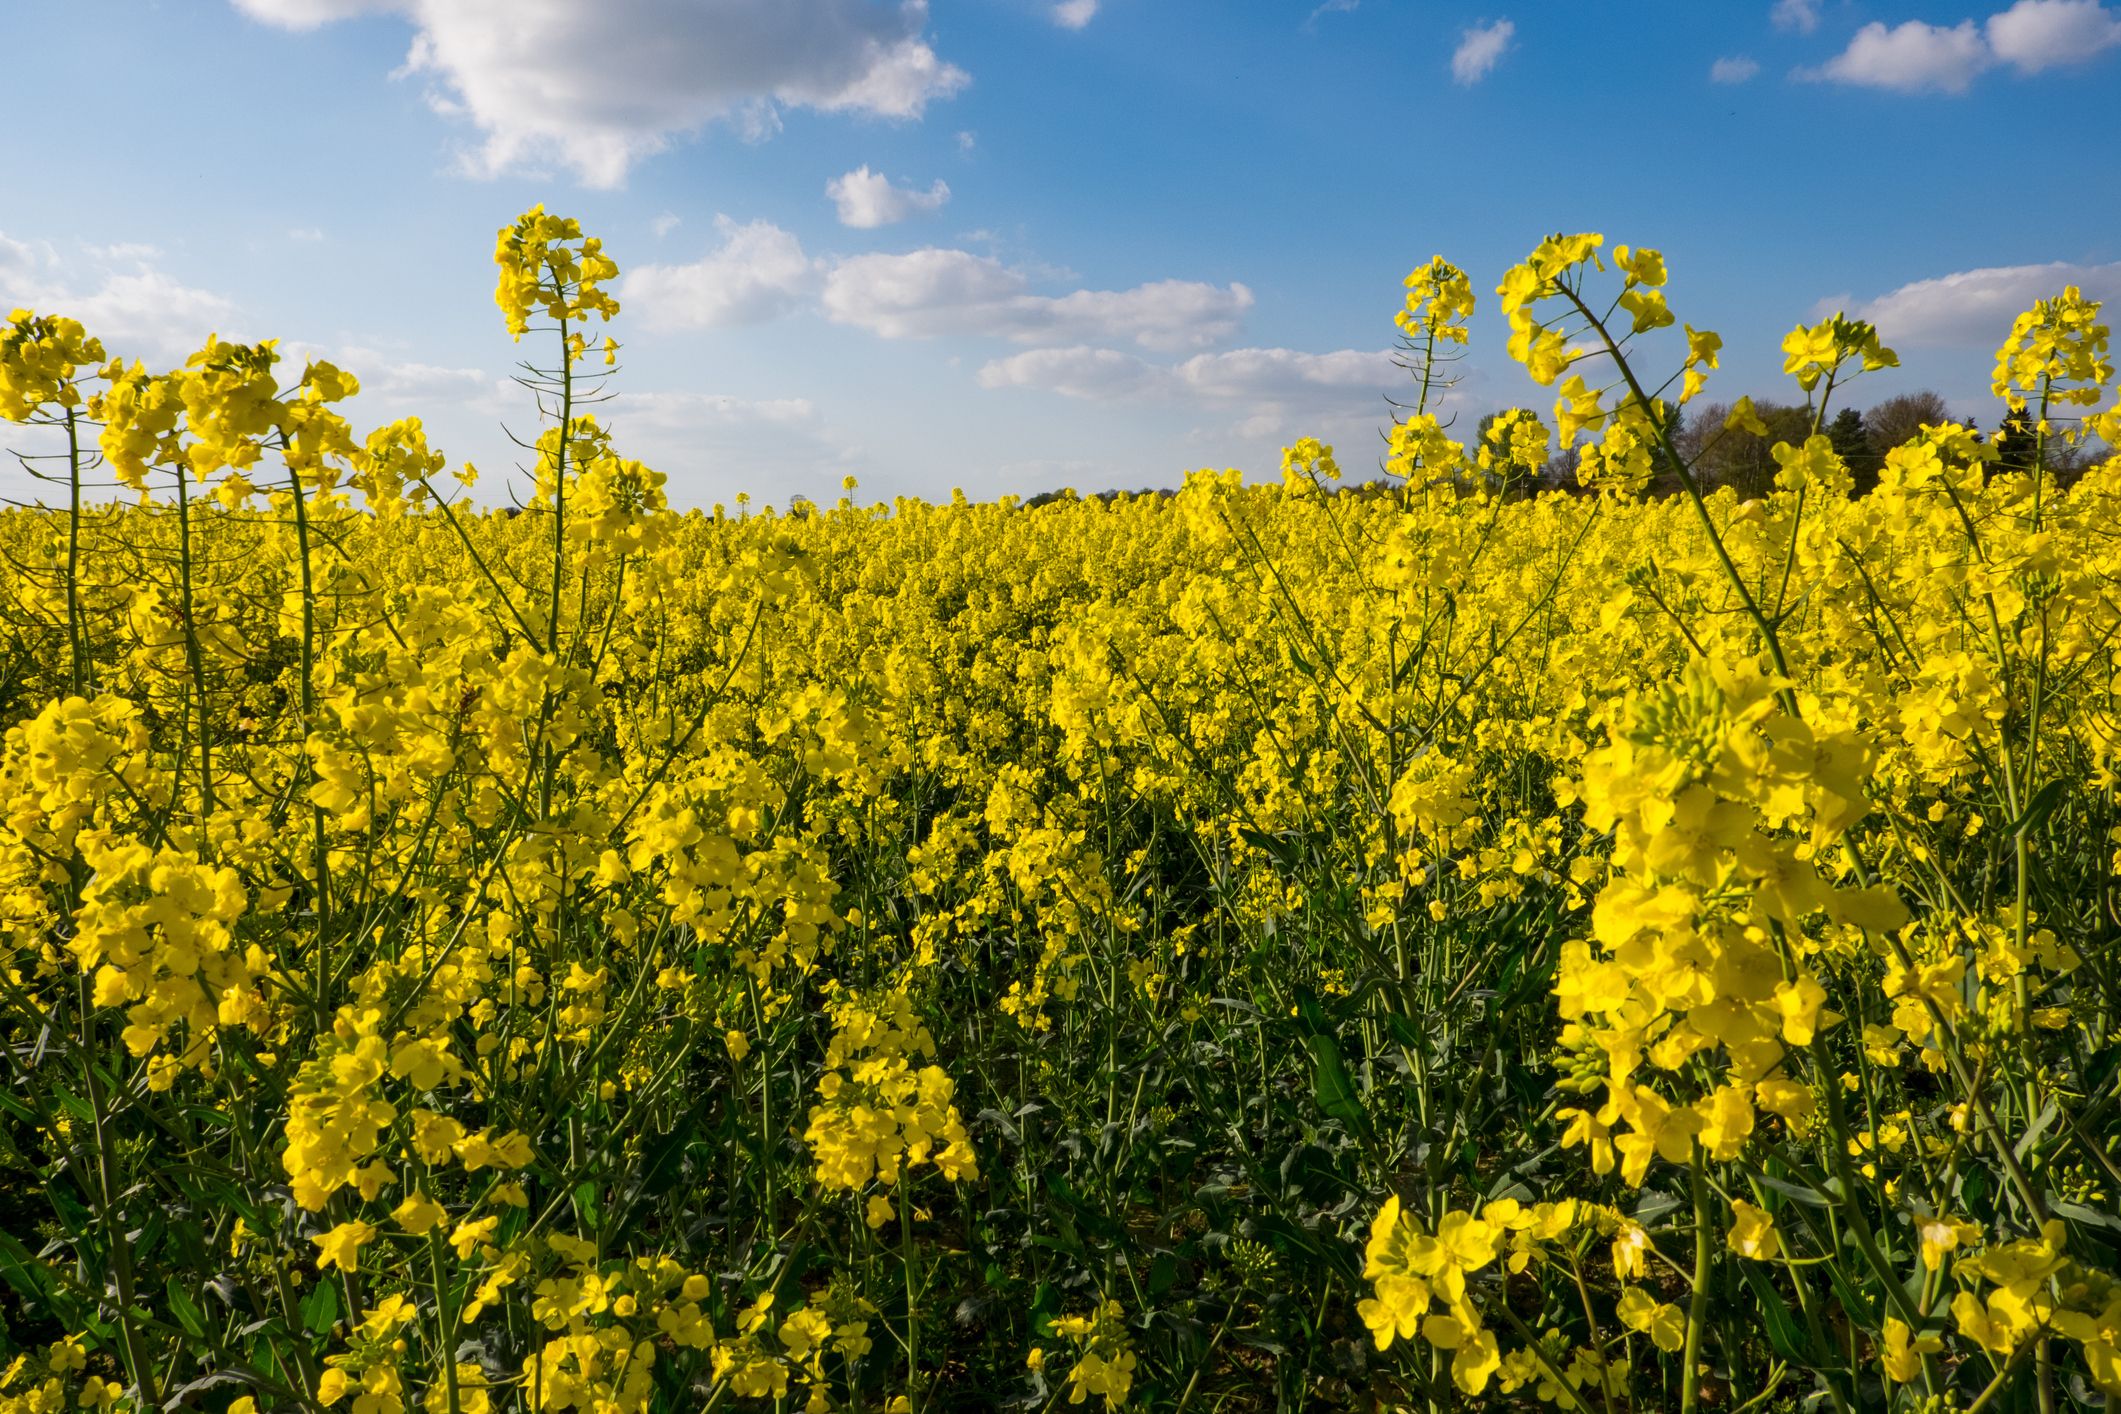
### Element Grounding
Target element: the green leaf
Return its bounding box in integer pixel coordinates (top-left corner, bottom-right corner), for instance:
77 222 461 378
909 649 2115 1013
1306 1034 1369 1136
0 1232 59 1308
1030 1281 1060 1337
1237 828 1301 870
2053 1200 2121 1237
301 1279 339 1335
1739 1263 1818 1367
165 1277 209 1340
638 1119 694 1198
1750 1172 1835 1208
2008 778 2067 838
1820 1250 1878 1328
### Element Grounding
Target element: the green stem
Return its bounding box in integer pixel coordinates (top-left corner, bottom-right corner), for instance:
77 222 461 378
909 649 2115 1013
284 454 332 1022
172 460 215 817
1680 1152 1713 1414
76 975 159 1407
65 406 87 693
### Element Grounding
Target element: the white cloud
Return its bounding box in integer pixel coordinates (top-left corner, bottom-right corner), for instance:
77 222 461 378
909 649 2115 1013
1040 282 1255 351
956 129 977 153
979 344 1397 402
826 166 951 228
0 242 241 361
824 250 1017 339
1846 259 2121 346
612 390 817 429
978 346 1166 399
1810 18 1990 93
979 344 1414 448
1451 19 1515 85
74 272 243 354
1710 55 1761 82
230 0 970 187
622 217 820 331
1176 346 1400 401
604 390 866 504
1051 0 1097 29
265 349 851 506
823 249 1252 350
1801 2 2121 92
1986 0 2121 70
230 0 394 26
0 232 47 277
280 340 512 417
1308 0 1361 22
625 229 1254 350
288 226 326 242
651 212 682 239
1771 0 1821 33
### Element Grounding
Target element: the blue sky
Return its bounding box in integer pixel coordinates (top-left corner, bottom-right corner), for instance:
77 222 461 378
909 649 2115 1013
4 0 2118 509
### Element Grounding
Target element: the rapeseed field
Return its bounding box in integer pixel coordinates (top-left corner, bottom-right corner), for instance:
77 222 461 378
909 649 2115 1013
0 211 2116 1412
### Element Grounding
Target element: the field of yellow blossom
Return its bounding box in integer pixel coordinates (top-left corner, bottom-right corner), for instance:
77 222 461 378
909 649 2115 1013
0 210 2117 1413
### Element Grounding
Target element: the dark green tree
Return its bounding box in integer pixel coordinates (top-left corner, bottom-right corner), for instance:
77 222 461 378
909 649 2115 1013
1993 405 2041 476
1826 406 1878 496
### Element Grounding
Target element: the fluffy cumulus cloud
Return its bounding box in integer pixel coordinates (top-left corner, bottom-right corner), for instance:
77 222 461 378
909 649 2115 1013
1813 18 1990 92
278 340 513 420
227 0 395 24
978 344 1397 403
976 347 1163 400
70 274 235 349
623 233 1253 350
826 166 951 228
1176 347 1403 403
622 218 820 331
1807 1 2120 93
357 358 503 415
1771 0 1821 33
0 239 240 361
1985 0 2121 70
978 345 1413 446
229 0 969 186
1848 259 2121 346
1051 0 1097 28
0 232 45 277
822 249 1253 350
1450 19 1515 85
1710 55 1761 82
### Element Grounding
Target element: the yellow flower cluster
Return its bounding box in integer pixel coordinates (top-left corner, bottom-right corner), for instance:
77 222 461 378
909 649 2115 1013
804 989 978 1197
1555 657 1890 1184
494 205 620 341
1396 256 1475 346
0 308 104 419
1048 1301 1138 1409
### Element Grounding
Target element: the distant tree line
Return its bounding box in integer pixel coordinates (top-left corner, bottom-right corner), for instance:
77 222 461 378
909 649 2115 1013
1475 391 2104 501
1011 391 2105 509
